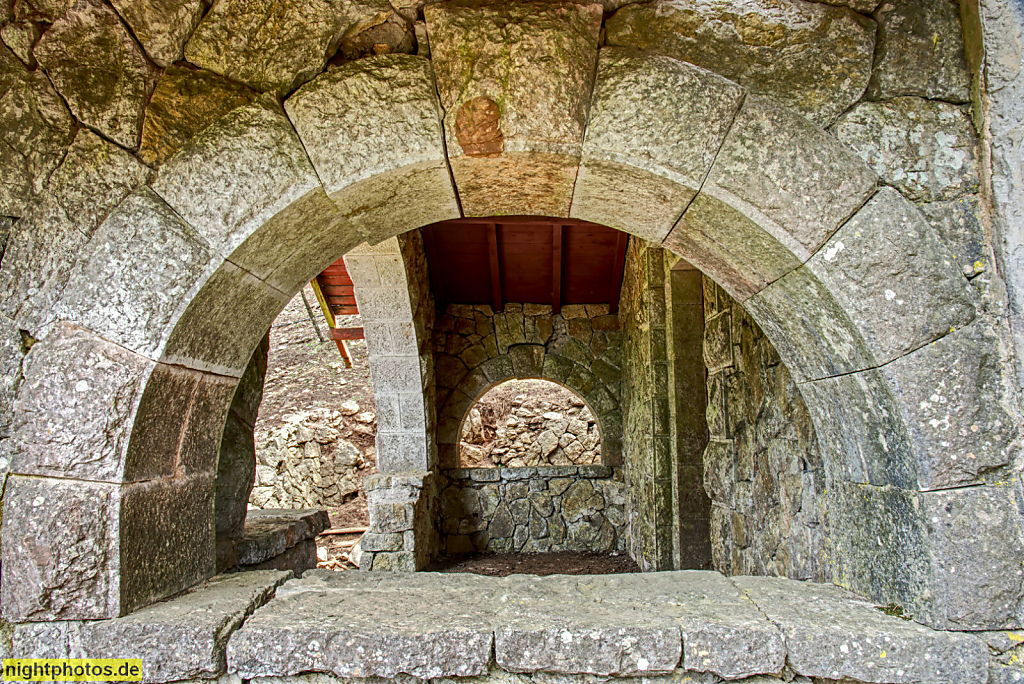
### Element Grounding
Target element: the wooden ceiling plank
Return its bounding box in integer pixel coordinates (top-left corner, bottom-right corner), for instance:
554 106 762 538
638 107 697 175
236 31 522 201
609 231 629 314
552 224 563 315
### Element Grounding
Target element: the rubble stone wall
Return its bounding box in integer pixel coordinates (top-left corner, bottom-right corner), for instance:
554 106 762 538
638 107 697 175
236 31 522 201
436 466 627 555
703 279 829 582
434 303 623 469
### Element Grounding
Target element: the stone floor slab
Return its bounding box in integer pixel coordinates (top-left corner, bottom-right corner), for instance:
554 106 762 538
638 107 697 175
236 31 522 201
734 575 988 684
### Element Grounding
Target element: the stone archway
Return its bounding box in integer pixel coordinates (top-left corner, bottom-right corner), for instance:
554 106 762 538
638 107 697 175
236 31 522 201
0 3 1020 634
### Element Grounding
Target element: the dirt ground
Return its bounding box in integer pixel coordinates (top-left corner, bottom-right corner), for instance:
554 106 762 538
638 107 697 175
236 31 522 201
428 551 641 576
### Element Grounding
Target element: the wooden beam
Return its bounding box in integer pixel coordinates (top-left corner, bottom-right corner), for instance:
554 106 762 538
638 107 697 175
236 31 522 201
552 225 563 315
334 339 353 368
487 223 503 312
422 226 446 308
609 231 629 314
310 278 337 329
330 327 365 341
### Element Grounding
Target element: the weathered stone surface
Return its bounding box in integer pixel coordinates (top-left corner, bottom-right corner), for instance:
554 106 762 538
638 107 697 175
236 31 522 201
284 54 457 244
868 0 971 102
110 0 206 67
919 194 988 278
227 571 496 679
185 0 396 95
0 70 75 216
236 509 330 566
0 313 23 438
494 574 681 676
883 320 1019 490
832 98 980 203
35 0 159 150
735 575 989 683
806 188 977 364
14 570 289 681
605 0 876 127
426 0 602 216
56 186 214 358
0 42 26 96
1 475 120 621
2 21 42 68
921 483 1024 631
570 48 744 243
10 322 153 482
140 65 259 167
12 0 73 22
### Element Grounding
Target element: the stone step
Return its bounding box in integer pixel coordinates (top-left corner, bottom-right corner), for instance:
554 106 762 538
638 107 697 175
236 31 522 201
227 570 987 684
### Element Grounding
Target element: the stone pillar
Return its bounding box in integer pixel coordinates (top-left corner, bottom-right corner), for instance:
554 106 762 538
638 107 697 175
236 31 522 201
347 232 437 569
214 332 269 571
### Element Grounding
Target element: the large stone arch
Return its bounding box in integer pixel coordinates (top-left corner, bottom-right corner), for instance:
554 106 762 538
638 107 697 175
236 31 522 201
0 14 1019 634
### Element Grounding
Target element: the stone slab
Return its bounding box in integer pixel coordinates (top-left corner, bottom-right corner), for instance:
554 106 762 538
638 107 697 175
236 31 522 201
227 571 497 679
735 575 989 683
13 570 290 682
236 509 330 566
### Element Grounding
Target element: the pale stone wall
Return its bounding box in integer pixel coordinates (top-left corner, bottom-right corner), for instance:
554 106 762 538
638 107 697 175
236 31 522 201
703 278 828 582
434 303 622 469
437 466 627 555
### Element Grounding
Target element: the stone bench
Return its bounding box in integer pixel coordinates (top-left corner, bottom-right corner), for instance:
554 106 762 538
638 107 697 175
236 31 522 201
236 508 330 576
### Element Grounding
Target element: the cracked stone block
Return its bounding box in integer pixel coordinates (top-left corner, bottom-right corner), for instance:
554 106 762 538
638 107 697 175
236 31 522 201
56 186 215 359
14 570 289 682
140 65 259 168
10 322 154 482
868 0 971 102
1 475 121 621
34 0 159 150
918 195 988 278
605 0 876 127
109 0 207 68
284 54 458 245
736 575 989 683
921 483 1024 631
2 21 41 68
0 313 24 437
426 0 602 216
0 129 149 334
570 48 744 243
0 70 75 216
805 187 977 364
227 571 495 679
832 98 980 203
882 320 1020 490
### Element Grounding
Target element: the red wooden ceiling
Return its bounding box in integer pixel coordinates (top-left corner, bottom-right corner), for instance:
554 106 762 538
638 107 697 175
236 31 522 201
421 216 629 314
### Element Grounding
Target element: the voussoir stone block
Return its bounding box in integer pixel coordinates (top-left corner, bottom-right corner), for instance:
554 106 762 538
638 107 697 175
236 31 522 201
11 322 154 482
285 55 458 245
34 0 160 150
882 320 1020 490
0 130 149 334
426 0 602 217
605 0 876 127
2 475 121 621
570 48 744 243
921 483 1024 631
810 188 977 363
832 98 980 203
56 186 215 359
227 571 495 679
868 0 972 102
735 575 989 684
0 70 75 216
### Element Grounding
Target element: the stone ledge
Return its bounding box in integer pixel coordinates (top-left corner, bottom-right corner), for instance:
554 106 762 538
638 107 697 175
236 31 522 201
444 466 617 481
226 571 985 684
13 570 290 683
236 509 329 566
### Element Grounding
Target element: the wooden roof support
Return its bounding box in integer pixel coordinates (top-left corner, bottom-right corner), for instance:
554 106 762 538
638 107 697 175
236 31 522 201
487 223 503 312
609 232 629 314
552 224 562 315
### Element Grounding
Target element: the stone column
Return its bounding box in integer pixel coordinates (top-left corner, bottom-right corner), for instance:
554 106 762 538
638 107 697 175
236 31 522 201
347 232 437 569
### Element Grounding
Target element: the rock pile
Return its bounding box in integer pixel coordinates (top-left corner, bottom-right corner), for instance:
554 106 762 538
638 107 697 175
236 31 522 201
460 395 601 468
250 408 371 510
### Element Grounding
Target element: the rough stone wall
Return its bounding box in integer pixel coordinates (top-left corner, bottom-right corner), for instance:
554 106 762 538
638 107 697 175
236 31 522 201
434 302 622 469
619 239 673 571
703 278 829 582
437 466 627 555
249 408 366 509
214 333 269 571
461 393 602 468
